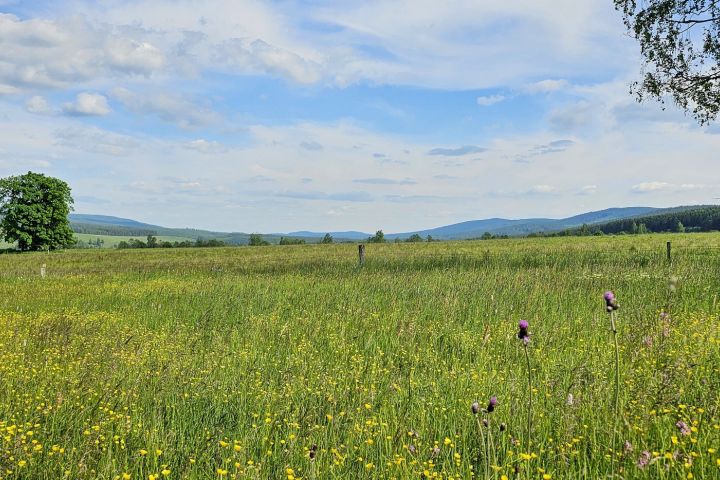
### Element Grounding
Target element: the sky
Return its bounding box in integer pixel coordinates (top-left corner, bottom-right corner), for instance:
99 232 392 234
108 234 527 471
0 0 718 233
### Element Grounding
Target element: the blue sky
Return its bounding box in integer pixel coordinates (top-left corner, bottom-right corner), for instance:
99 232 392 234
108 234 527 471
0 0 718 232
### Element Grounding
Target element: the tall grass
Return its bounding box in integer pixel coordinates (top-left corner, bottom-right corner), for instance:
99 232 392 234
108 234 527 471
0 233 718 478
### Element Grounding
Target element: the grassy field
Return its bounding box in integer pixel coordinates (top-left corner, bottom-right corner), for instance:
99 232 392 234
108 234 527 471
74 233 195 248
0 234 718 479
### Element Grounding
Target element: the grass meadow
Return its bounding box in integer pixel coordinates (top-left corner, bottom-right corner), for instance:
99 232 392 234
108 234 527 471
0 234 719 479
73 234 195 248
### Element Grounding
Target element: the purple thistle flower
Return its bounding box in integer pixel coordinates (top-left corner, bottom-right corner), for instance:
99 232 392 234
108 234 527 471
471 402 480 415
676 420 691 436
517 320 530 340
604 290 620 311
624 440 633 454
487 396 497 413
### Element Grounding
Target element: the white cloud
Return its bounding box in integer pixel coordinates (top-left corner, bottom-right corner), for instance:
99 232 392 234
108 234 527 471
215 39 321 84
183 139 227 154
63 92 111 116
529 184 558 194
578 184 598 195
112 88 219 128
631 182 708 194
0 1 633 93
0 14 168 91
105 37 166 75
25 95 52 115
0 84 20 95
549 101 598 132
523 79 569 94
476 94 506 106
55 126 138 156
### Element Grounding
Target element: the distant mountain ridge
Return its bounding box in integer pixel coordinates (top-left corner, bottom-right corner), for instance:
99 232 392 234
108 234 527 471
69 206 710 243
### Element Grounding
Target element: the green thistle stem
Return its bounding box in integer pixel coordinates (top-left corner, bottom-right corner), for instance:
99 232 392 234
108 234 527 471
524 342 532 452
475 416 489 479
610 310 620 478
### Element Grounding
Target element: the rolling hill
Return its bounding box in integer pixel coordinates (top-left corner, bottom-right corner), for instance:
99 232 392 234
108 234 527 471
66 206 713 246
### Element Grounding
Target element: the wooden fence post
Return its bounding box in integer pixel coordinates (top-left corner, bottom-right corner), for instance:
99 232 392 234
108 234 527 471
666 241 671 262
358 244 365 266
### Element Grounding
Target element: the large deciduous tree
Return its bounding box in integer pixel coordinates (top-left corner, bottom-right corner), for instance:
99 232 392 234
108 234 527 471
0 172 75 251
614 0 720 124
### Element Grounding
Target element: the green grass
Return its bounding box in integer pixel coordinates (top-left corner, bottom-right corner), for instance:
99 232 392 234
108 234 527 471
74 233 195 248
0 233 718 479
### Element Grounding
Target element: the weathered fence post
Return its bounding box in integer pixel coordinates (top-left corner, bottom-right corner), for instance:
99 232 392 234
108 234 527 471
666 241 671 262
40 263 46 278
358 244 365 266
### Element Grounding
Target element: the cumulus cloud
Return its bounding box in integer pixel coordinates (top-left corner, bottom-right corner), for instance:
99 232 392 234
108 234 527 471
215 38 321 84
353 177 416 185
183 139 227 154
476 94 506 106
631 182 707 194
0 14 167 91
105 37 165 74
25 95 52 115
549 101 596 131
577 185 598 195
276 190 373 202
0 84 20 95
63 92 111 116
523 79 569 93
55 126 138 156
428 145 486 156
112 88 219 128
529 184 558 194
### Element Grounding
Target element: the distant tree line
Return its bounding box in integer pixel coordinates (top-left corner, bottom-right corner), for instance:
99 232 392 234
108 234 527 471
368 230 437 243
477 232 510 240
71 237 105 249
117 235 226 249
71 222 158 237
528 206 720 237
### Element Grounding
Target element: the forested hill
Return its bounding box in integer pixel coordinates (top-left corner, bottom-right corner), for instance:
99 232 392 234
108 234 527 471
557 205 720 235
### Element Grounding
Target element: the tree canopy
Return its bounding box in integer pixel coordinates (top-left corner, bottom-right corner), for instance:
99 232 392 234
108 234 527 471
614 0 720 124
0 172 75 251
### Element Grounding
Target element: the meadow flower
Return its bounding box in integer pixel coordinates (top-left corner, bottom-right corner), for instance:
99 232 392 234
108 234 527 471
517 320 529 340
487 396 498 413
471 402 480 415
637 451 651 469
676 421 691 436
499 423 506 432
604 291 619 311
624 440 634 454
